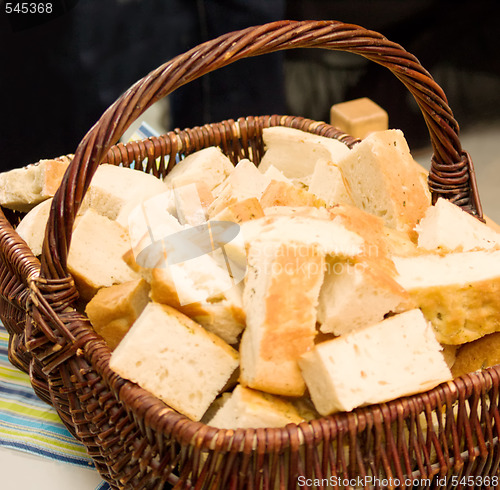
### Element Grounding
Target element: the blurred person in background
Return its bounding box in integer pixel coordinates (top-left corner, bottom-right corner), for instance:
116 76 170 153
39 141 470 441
0 0 286 171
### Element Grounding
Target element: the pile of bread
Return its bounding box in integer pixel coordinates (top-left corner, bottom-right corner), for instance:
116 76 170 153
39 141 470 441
2 126 500 430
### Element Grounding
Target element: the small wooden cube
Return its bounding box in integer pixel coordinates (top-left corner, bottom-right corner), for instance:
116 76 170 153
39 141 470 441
330 97 388 139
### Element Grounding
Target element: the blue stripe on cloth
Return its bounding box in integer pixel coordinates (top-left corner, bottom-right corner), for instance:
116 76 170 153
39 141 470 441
96 483 112 490
0 407 79 439
0 439 95 467
0 382 44 405
136 121 157 139
0 322 108 489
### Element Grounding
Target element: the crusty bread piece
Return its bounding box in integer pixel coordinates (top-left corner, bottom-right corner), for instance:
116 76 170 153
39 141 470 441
339 129 431 239
150 250 246 345
109 302 239 421
394 250 500 344
122 249 153 283
125 193 184 269
239 241 325 396
204 385 304 429
262 164 292 184
220 213 364 280
236 214 364 258
383 226 420 257
0 157 70 212
85 279 150 350
258 126 351 180
317 259 410 335
441 344 458 371
207 159 271 218
259 180 326 209
67 209 140 301
288 396 321 421
16 179 197 262
299 309 452 415
211 197 265 224
308 158 354 207
164 146 234 195
116 188 178 229
15 199 54 256
451 332 500 378
82 164 169 221
328 204 397 274
15 197 90 256
124 184 246 344
173 182 214 226
416 198 500 252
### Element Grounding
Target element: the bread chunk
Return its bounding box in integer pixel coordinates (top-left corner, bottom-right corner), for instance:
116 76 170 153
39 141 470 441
309 158 354 207
85 279 150 350
328 204 398 273
317 259 409 335
82 164 169 221
150 250 246 345
125 191 184 269
258 126 351 180
67 209 139 300
383 226 420 257
339 129 431 238
452 332 500 378
109 303 239 421
15 198 54 256
221 213 364 282
211 197 265 224
238 214 364 258
204 385 304 429
416 198 500 252
164 146 234 195
208 159 271 217
394 250 500 344
261 165 292 184
16 197 90 256
299 309 452 415
259 180 326 209
116 188 178 229
240 241 325 396
173 182 214 226
0 157 70 212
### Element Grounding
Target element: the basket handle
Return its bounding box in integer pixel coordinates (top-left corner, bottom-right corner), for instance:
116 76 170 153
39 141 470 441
40 19 482 282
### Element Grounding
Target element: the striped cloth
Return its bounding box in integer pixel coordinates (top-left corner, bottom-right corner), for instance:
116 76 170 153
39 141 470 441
0 323 110 489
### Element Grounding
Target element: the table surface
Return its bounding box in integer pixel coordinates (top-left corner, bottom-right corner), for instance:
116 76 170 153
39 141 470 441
1 446 103 490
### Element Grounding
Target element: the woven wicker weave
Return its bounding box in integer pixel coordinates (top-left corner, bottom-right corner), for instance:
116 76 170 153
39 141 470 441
1 20 498 489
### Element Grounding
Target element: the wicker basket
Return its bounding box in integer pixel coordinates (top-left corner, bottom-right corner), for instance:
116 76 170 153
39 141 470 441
0 20 497 489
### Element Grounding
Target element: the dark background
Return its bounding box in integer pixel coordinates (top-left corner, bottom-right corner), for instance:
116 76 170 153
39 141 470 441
1 0 499 172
